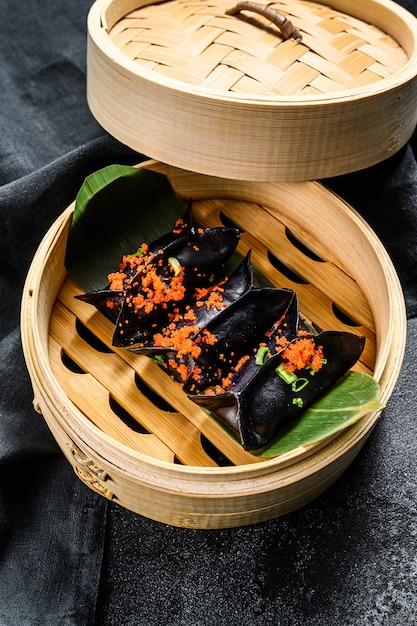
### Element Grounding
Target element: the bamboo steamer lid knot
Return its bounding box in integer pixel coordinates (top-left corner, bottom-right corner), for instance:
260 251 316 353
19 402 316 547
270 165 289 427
224 2 303 41
87 0 417 180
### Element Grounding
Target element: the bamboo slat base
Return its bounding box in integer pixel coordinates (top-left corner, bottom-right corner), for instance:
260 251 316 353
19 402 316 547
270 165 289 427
21 161 406 528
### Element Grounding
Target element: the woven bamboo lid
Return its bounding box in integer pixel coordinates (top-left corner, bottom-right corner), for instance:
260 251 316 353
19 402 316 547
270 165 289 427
87 0 417 180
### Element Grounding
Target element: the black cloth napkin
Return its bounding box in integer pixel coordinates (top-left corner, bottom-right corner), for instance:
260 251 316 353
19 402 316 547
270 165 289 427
1 1 417 625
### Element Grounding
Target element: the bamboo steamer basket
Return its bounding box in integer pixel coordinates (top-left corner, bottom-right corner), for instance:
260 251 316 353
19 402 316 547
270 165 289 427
86 0 417 181
21 160 406 529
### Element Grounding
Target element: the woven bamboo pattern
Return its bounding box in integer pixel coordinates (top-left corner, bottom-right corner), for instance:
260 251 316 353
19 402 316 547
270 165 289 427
88 0 417 180
108 0 408 96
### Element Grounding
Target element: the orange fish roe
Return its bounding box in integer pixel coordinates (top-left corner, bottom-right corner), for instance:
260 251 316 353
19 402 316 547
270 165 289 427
122 244 152 272
200 353 250 395
234 354 250 372
203 384 226 395
166 358 189 382
265 313 286 338
183 308 197 322
172 218 186 234
130 263 186 315
222 373 234 389
275 336 290 349
194 282 226 311
107 244 154 293
147 276 232 374
199 328 218 345
153 324 201 360
177 363 189 382
281 337 324 373
190 365 202 383
107 271 126 292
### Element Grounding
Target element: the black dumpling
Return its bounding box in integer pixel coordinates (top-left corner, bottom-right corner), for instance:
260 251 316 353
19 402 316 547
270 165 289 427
112 226 241 347
191 330 365 451
183 287 297 394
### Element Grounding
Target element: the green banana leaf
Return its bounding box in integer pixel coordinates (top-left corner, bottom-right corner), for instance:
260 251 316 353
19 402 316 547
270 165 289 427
64 165 384 457
259 371 383 457
65 164 187 291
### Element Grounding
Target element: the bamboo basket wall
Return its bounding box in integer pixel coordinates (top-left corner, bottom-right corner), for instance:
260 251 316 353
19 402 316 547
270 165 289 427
20 161 406 529
87 0 417 181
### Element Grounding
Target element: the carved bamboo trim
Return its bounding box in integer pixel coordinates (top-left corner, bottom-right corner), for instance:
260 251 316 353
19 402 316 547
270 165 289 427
69 442 115 499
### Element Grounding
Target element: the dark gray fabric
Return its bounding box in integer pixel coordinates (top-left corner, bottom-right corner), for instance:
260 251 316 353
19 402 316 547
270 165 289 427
0 0 416 625
5 320 416 626
0 2 139 624
95 319 417 626
325 146 417 318
0 330 104 624
0 136 140 626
